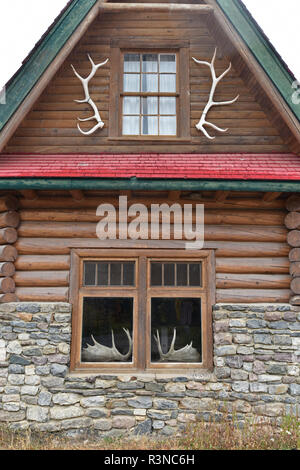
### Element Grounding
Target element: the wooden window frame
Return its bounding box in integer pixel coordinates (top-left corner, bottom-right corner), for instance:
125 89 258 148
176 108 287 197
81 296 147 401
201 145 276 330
70 249 214 373
109 40 191 141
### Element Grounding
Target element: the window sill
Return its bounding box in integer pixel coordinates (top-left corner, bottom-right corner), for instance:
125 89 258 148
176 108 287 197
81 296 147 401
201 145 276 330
68 368 213 378
108 137 191 142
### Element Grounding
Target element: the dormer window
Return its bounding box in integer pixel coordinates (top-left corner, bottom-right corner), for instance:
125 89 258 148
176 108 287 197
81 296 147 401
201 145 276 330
122 53 177 136
109 41 190 140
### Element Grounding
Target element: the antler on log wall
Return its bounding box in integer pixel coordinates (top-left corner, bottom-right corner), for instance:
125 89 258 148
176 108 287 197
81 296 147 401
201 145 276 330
192 48 239 140
285 195 300 305
71 55 109 136
0 196 19 302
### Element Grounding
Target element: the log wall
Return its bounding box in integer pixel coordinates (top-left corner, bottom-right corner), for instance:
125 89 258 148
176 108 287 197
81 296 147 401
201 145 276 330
4 11 288 154
13 192 291 303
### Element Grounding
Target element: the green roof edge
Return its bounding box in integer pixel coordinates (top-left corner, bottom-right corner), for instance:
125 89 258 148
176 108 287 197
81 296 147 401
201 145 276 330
0 177 300 192
0 0 98 132
216 0 300 122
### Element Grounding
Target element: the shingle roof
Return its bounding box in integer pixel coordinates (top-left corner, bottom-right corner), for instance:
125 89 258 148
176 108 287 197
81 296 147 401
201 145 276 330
0 153 297 180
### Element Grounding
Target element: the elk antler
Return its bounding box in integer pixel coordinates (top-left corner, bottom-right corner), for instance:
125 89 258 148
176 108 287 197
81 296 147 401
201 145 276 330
82 328 132 362
71 55 109 135
154 328 201 363
192 48 239 140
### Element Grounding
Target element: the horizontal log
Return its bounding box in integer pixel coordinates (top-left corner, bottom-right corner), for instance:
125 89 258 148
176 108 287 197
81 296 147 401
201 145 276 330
19 197 286 211
216 257 289 274
15 238 290 257
0 245 18 262
8 134 285 146
0 196 19 213
15 287 69 302
70 190 84 201
286 195 300 212
99 4 214 13
262 192 282 203
14 271 69 287
19 190 38 201
0 277 16 294
0 228 18 245
287 230 300 247
20 209 286 226
0 211 20 229
290 277 300 295
216 289 291 303
17 221 287 242
0 262 15 277
216 273 290 289
5 145 290 154
15 255 70 271
0 293 19 303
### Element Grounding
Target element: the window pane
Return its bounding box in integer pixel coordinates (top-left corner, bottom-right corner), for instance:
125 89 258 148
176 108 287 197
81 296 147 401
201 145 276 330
97 262 108 286
123 262 135 286
151 263 162 286
142 116 158 135
164 263 175 286
124 54 140 72
189 263 202 287
123 74 140 92
151 297 201 363
84 262 96 286
141 74 158 92
123 96 140 115
160 74 176 92
142 97 158 115
160 97 176 115
110 262 122 286
177 263 188 286
160 54 176 73
159 116 176 136
123 116 140 135
81 297 133 363
142 54 158 73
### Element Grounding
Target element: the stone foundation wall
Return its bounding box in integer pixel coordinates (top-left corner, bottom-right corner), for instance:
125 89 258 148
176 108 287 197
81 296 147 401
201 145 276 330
0 302 300 438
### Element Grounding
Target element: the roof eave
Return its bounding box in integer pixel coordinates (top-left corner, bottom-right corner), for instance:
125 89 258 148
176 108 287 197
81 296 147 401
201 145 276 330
0 177 300 193
216 0 300 123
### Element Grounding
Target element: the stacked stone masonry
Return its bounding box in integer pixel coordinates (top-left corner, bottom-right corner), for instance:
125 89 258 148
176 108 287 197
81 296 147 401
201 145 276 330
0 302 300 437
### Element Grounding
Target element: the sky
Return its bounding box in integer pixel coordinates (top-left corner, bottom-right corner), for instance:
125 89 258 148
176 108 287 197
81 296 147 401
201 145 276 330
0 0 299 91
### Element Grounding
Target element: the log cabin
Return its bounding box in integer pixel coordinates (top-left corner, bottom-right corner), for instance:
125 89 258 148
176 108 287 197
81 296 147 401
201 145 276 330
0 0 300 435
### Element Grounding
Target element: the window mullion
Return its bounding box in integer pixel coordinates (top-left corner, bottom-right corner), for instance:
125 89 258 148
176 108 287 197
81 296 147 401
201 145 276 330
137 255 147 370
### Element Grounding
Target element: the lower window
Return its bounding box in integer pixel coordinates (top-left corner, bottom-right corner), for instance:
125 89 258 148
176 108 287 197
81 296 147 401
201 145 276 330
81 297 134 363
70 250 214 371
151 297 202 364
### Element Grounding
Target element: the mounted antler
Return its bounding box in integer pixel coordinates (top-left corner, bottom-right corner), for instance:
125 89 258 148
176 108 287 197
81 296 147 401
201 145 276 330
82 328 132 362
154 328 200 363
192 48 239 140
71 55 109 135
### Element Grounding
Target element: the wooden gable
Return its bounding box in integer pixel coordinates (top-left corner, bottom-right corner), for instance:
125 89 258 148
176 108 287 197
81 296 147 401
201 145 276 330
2 0 299 154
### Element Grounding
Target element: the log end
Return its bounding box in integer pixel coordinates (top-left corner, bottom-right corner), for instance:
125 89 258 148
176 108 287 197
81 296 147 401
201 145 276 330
290 295 300 306
0 293 19 303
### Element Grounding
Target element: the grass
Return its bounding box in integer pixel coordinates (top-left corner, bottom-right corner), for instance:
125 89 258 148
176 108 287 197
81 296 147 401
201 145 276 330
0 415 299 450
